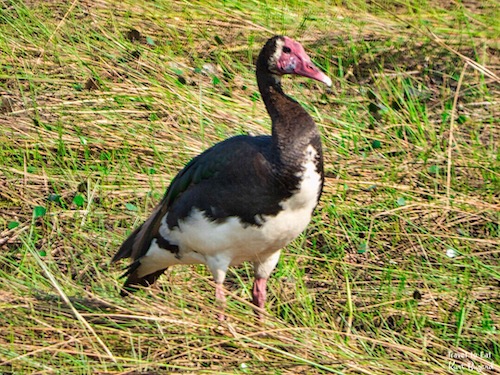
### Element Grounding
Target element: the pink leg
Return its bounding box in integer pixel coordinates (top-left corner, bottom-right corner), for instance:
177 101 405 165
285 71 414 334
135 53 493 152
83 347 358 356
215 283 226 321
252 277 267 320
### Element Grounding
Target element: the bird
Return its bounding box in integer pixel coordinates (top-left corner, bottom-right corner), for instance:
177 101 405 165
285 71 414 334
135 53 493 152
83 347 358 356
112 35 331 320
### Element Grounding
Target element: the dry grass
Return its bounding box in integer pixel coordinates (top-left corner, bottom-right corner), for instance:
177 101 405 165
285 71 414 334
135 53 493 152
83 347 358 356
0 0 499 374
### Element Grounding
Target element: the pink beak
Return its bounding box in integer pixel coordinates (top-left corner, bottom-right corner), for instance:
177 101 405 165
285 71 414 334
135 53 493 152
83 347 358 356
294 59 332 87
281 36 332 87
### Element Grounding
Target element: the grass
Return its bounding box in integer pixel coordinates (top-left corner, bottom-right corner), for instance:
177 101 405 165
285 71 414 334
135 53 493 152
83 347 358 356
0 0 498 373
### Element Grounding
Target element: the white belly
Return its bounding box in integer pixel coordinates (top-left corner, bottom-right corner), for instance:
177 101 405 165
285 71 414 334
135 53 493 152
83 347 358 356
172 205 313 264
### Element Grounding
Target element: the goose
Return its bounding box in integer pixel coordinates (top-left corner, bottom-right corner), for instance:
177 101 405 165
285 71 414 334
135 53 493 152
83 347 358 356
112 35 331 319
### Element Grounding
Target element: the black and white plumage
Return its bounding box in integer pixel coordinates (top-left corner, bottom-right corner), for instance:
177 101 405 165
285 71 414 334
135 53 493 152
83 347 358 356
112 35 331 318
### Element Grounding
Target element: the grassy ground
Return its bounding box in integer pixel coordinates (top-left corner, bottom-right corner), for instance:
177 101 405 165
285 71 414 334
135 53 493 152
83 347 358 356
0 0 499 373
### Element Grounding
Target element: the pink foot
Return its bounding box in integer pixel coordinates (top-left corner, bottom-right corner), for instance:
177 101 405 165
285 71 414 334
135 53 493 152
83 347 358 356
215 283 226 322
252 277 267 321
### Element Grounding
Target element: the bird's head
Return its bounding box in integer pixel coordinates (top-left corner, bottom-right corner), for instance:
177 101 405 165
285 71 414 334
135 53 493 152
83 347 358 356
261 35 332 87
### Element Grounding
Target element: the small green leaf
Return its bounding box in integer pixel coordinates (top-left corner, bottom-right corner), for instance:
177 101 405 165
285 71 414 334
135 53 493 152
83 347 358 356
73 194 85 207
39 250 47 257
212 76 220 85
428 165 439 174
8 221 19 229
481 311 495 332
145 36 155 46
396 197 406 206
441 111 450 123
48 193 61 203
214 35 223 45
371 140 382 149
125 202 138 211
250 91 260 102
171 67 183 76
457 114 467 124
33 206 47 218
357 242 368 254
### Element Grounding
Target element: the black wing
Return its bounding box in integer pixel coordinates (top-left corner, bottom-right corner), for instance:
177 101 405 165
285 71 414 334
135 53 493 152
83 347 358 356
112 135 286 263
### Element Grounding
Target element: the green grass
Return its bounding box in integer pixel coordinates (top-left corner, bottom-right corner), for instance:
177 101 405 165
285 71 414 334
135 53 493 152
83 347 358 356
0 0 499 373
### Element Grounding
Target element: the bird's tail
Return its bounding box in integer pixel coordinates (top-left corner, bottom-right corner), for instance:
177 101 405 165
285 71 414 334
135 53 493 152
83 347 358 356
119 260 167 296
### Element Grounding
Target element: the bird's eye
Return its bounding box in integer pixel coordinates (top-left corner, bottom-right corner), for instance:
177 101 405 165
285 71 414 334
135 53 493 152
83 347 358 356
282 46 291 53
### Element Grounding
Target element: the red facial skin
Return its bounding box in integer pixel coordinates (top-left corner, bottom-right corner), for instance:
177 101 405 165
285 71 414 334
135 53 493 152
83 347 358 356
276 36 332 87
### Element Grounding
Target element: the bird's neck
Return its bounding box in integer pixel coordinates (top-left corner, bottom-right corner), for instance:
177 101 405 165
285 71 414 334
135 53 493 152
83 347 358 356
257 73 291 124
256 65 319 156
